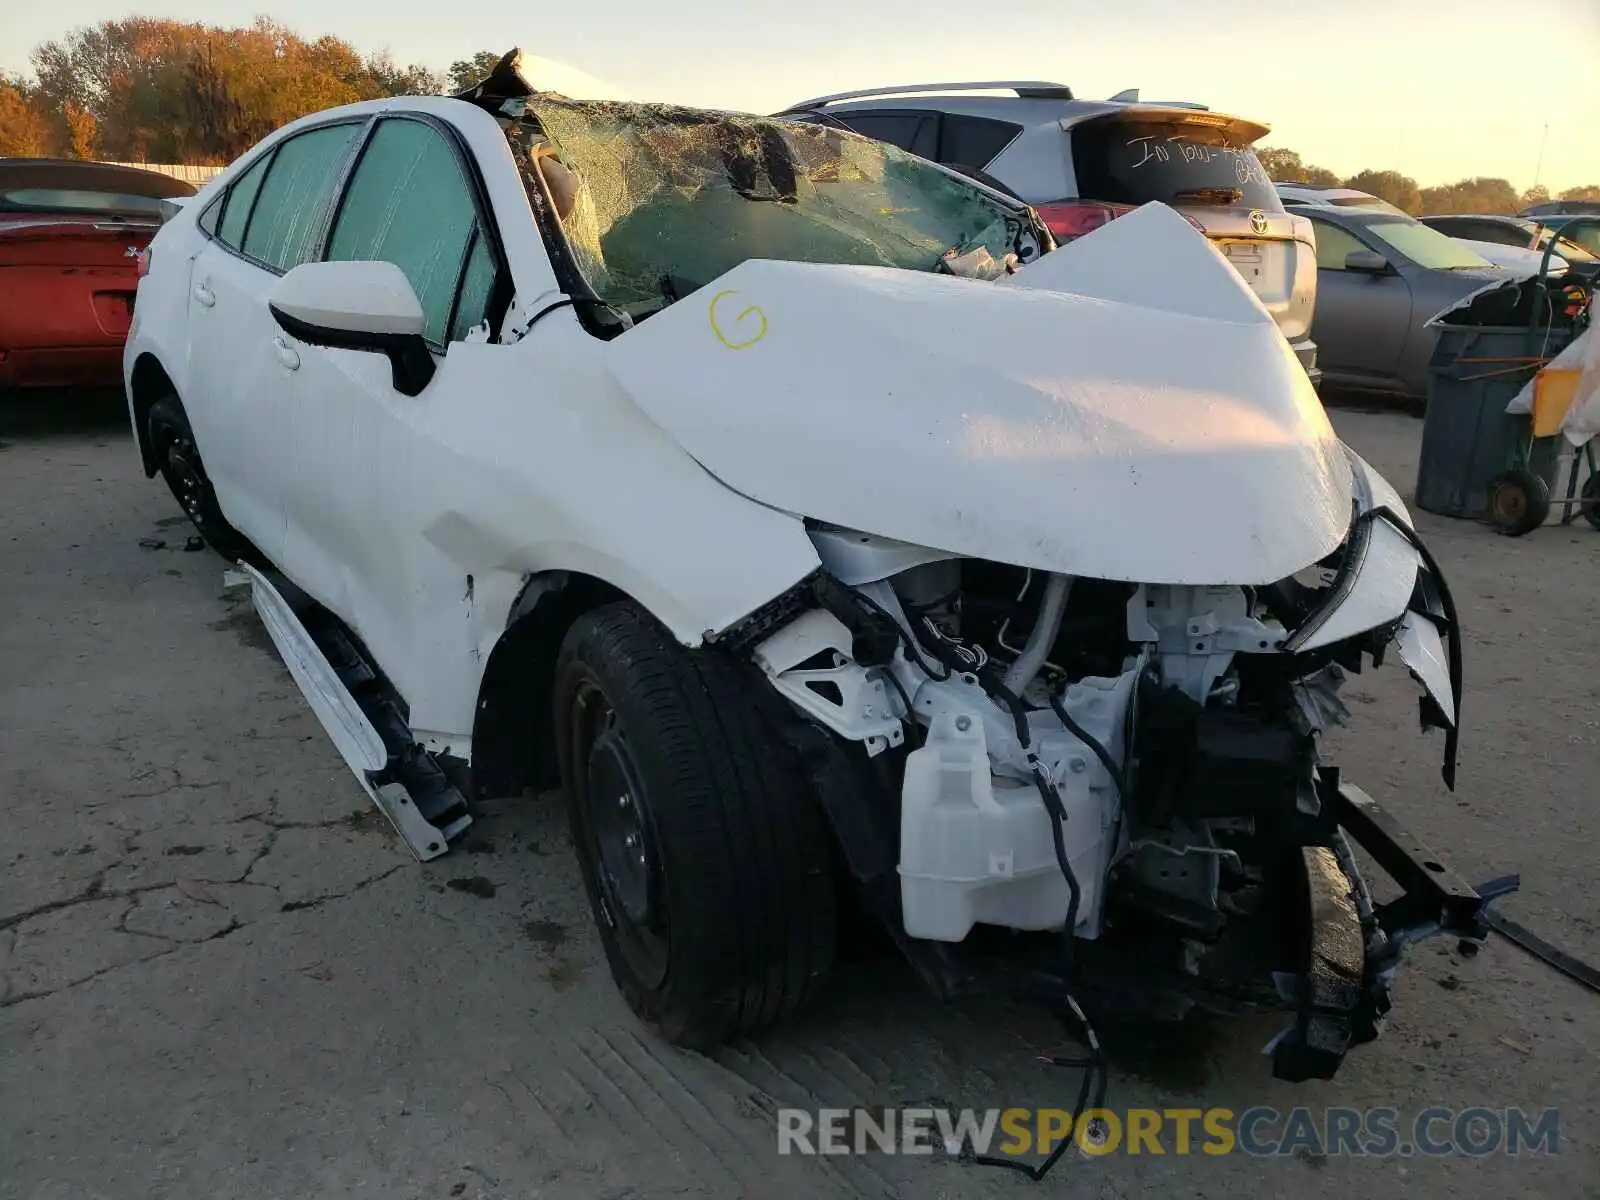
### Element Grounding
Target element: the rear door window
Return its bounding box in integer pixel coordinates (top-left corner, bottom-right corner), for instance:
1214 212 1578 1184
326 117 489 346
242 123 362 271
1071 119 1281 210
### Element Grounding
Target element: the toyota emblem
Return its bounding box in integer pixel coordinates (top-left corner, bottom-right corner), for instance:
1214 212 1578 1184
1249 210 1270 235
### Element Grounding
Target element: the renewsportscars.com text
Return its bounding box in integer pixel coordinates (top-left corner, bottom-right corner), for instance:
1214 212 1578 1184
777 1105 1560 1158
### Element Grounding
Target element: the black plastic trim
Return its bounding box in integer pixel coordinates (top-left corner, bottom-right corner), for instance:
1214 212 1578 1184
268 303 436 397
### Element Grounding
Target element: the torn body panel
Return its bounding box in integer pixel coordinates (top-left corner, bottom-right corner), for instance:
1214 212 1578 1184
263 332 821 748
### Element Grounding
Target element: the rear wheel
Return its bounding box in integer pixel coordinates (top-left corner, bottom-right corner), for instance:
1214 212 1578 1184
1485 468 1551 536
147 395 252 562
554 602 836 1048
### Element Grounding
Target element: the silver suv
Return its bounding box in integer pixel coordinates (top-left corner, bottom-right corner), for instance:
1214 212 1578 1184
778 82 1320 384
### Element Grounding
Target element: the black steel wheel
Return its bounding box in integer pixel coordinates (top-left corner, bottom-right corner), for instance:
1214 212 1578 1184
554 602 836 1048
147 395 252 562
1580 471 1600 532
1485 468 1552 537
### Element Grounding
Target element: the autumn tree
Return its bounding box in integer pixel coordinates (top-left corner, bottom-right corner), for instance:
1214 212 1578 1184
25 18 441 163
1254 145 1340 186
0 77 56 156
1415 176 1519 215
1343 169 1422 213
1255 146 1301 180
1561 184 1600 203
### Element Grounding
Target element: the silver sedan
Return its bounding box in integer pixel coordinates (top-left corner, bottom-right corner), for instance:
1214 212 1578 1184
1301 206 1509 399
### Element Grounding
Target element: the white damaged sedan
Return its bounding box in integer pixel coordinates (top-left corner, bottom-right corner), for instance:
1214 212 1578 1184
124 50 1502 1085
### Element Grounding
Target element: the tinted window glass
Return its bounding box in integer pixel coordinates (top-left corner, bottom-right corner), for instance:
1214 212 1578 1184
1460 221 1525 246
199 194 221 236
837 113 925 152
327 118 479 345
1364 217 1493 270
217 152 271 248
1307 218 1369 270
939 115 1021 169
243 124 360 270
1072 120 1281 210
449 231 497 343
0 188 167 216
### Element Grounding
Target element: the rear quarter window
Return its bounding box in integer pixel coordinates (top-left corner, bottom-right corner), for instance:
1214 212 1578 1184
1071 119 1281 210
215 153 273 248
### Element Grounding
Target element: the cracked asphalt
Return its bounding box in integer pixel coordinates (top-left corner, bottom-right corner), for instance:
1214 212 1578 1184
0 392 1595 1199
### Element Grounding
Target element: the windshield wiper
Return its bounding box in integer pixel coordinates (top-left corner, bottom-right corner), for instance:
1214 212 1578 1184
1172 186 1244 206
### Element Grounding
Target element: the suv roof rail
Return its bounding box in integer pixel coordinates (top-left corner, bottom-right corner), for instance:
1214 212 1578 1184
777 80 1074 113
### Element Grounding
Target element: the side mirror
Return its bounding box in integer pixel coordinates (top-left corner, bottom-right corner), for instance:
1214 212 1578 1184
1344 249 1392 275
268 260 436 396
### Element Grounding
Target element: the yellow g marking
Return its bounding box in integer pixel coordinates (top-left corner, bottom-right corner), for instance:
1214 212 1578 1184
708 289 768 349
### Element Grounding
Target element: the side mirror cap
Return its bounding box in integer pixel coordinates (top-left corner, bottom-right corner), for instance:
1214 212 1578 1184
1345 249 1392 275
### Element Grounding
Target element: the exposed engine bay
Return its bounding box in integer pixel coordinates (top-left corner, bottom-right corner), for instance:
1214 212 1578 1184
744 456 1495 1084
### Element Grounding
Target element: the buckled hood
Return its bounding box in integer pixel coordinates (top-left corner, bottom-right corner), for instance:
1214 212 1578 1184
604 203 1355 585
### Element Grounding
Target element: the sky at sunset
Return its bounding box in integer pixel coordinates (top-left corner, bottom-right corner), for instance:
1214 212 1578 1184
3 0 1598 191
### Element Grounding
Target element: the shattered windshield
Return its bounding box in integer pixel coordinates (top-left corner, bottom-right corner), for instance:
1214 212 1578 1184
503 98 1028 315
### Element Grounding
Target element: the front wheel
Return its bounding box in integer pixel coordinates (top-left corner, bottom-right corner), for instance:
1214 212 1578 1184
554 602 836 1048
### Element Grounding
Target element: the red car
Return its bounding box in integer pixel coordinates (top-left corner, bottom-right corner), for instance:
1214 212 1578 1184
0 158 195 389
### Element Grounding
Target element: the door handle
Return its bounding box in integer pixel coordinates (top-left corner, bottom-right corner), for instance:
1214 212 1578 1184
192 281 215 307
273 335 300 371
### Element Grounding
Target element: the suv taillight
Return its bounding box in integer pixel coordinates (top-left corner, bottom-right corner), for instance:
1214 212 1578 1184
1035 199 1206 243
135 246 152 278
1035 200 1135 241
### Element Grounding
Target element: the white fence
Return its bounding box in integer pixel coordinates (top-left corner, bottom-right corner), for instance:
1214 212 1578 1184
105 162 225 186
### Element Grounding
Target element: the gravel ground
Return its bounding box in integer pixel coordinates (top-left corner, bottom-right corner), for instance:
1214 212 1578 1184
0 393 1595 1199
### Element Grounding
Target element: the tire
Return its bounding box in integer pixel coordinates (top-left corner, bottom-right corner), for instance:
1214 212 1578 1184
1580 471 1600 532
554 602 836 1048
1485 468 1552 536
147 395 253 563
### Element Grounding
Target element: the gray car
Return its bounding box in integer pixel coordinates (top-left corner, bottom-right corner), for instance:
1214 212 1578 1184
1300 206 1507 399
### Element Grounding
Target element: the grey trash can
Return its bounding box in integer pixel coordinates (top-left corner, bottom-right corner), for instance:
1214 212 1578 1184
1416 324 1570 519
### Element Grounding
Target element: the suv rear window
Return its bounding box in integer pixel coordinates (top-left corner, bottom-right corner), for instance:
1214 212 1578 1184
1070 119 1281 210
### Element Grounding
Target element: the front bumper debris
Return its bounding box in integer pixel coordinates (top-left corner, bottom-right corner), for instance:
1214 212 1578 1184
1267 769 1516 1082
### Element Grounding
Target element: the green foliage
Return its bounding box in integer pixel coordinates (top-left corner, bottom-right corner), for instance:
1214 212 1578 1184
447 51 505 94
